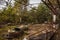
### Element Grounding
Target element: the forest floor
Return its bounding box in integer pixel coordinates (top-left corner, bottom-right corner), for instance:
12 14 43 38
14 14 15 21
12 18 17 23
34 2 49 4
0 24 57 40
26 24 56 37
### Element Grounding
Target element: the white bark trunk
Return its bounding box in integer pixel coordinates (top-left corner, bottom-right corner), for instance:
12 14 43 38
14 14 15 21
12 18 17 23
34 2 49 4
53 15 56 22
53 15 56 29
23 37 27 40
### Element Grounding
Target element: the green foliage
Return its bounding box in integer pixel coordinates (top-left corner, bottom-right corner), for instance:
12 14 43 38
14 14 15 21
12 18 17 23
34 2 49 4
37 3 52 23
26 3 52 23
0 2 52 24
0 6 20 24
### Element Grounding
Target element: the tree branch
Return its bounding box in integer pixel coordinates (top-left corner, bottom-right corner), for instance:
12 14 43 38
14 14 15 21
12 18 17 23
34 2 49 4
56 0 60 9
41 0 57 15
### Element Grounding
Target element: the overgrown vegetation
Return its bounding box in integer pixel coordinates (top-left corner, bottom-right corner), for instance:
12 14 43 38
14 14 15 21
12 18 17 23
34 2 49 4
1 0 60 40
0 3 52 24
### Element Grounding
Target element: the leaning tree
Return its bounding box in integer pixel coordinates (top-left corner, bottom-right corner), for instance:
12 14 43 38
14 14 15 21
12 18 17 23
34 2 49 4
41 0 60 40
41 0 60 28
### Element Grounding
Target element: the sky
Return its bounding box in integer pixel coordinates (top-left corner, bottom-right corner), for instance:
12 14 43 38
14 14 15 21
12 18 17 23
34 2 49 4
29 0 41 4
0 0 41 9
27 0 41 10
0 0 15 9
29 0 41 7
